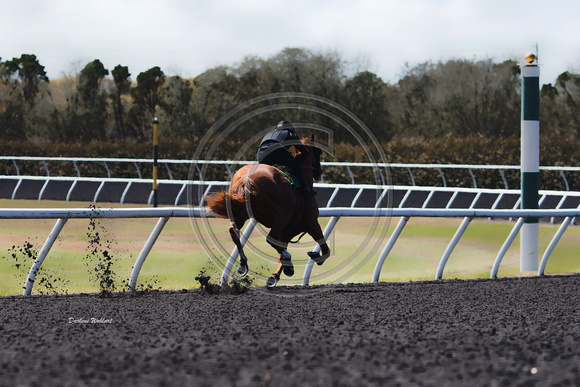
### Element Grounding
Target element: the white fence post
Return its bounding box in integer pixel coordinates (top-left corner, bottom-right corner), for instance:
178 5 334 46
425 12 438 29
23 218 68 295
538 216 573 276
435 217 472 279
491 217 525 279
372 216 409 282
220 218 258 286
129 216 170 291
302 216 341 286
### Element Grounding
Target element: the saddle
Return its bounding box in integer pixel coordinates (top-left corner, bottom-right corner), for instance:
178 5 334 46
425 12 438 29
272 166 300 189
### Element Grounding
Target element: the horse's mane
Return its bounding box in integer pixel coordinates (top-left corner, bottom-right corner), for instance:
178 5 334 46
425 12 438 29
300 136 321 158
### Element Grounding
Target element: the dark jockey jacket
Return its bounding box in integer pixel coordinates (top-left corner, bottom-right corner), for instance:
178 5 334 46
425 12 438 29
257 128 309 166
256 128 314 195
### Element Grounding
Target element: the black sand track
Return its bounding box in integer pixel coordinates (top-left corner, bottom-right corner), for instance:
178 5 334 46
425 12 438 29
1 275 580 386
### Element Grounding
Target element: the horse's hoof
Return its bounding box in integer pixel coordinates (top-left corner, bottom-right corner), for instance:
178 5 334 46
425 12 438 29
307 251 326 266
281 252 294 277
283 265 294 277
237 264 249 277
316 254 330 266
266 275 278 288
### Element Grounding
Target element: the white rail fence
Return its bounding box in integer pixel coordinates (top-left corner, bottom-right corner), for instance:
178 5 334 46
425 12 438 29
4 175 580 217
1 206 578 295
2 156 579 189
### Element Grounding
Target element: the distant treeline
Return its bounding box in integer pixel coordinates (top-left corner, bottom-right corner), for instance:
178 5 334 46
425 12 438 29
1 47 579 145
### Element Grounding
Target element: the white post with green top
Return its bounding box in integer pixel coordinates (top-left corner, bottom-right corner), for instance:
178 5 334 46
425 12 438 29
520 57 540 271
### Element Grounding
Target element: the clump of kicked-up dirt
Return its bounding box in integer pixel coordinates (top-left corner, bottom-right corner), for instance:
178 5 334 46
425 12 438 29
130 274 162 293
84 205 162 296
194 269 252 295
5 239 71 295
83 205 122 297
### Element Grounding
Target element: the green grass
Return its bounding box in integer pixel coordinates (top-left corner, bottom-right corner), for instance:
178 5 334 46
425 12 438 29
1 199 579 295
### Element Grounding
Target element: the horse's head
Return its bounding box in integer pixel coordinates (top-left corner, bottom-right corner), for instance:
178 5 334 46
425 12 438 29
301 134 323 181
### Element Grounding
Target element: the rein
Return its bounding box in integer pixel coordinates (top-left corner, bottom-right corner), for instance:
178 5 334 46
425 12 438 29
289 231 308 244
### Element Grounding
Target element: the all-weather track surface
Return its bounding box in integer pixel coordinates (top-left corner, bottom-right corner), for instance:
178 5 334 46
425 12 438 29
1 275 580 386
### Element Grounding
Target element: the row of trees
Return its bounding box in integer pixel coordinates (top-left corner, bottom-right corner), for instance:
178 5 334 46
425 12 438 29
1 48 580 145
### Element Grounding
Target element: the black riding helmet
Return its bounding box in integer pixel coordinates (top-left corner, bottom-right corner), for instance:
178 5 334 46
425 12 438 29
277 120 295 134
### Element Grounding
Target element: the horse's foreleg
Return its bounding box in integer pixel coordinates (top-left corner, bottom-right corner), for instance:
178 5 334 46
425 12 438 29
229 222 249 277
307 224 331 266
266 250 293 288
266 227 293 287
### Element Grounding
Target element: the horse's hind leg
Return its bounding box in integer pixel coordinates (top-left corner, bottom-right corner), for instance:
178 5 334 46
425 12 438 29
229 222 249 277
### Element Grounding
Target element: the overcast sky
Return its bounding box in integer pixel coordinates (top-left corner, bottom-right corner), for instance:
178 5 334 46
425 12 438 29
2 0 578 86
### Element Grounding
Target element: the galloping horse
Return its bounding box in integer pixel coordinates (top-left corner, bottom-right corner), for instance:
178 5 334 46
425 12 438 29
206 135 330 287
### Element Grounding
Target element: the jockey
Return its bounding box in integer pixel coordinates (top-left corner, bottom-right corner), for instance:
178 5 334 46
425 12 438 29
257 120 317 197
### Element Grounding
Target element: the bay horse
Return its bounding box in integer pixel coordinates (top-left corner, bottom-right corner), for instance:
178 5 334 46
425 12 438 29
206 134 330 287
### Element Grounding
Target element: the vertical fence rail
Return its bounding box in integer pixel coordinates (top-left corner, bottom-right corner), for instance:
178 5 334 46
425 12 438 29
491 217 525 279
129 216 170 290
220 218 259 286
372 216 409 282
23 218 68 295
302 215 341 286
436 217 472 279
538 216 574 276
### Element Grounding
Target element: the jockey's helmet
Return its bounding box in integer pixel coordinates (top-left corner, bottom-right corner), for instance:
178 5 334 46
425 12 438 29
277 120 295 134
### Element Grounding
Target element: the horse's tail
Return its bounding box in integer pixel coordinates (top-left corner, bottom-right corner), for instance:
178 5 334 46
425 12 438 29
206 173 258 220
205 190 234 219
